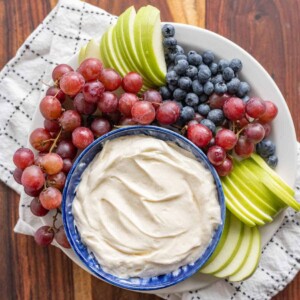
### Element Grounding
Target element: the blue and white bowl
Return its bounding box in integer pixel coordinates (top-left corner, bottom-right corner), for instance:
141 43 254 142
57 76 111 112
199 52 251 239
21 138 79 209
62 125 226 291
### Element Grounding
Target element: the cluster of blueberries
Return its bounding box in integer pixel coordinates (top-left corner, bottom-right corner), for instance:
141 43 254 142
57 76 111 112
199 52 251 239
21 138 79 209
160 23 250 130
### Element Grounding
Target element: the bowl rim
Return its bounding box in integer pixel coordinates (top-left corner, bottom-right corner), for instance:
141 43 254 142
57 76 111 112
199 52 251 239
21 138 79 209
62 125 226 291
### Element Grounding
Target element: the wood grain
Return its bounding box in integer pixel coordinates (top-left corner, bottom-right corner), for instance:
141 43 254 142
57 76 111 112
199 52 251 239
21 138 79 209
0 0 299 299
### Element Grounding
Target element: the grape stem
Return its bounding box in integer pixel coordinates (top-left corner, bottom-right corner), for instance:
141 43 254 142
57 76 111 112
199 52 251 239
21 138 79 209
49 128 62 153
52 209 60 231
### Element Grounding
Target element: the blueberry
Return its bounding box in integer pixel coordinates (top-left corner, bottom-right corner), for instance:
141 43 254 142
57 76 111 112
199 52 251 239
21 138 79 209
256 139 276 158
174 59 189 75
173 88 187 101
202 50 215 65
166 70 179 86
198 103 210 116
162 24 175 38
192 80 203 95
210 62 218 75
266 155 278 168
204 81 214 95
175 101 183 110
218 59 230 72
199 94 208 103
185 93 199 106
229 58 243 73
167 63 175 72
200 119 216 134
178 76 192 91
163 37 177 50
185 65 198 78
211 74 224 85
214 82 227 95
198 64 211 83
174 54 187 64
187 50 197 56
167 83 177 92
236 81 250 97
180 106 195 122
159 86 171 100
207 109 224 126
168 45 184 61
187 52 202 66
176 45 185 55
226 78 240 94
242 95 250 103
223 67 235 81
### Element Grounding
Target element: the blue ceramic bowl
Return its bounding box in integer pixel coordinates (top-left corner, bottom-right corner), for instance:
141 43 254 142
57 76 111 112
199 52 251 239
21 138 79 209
62 125 226 291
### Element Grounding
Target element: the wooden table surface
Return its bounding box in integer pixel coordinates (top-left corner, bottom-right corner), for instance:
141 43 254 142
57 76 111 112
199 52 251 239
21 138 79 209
1 0 299 299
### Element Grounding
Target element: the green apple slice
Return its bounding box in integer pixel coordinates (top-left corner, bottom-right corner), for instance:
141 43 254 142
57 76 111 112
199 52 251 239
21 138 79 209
201 212 244 274
229 226 261 282
250 154 294 196
233 159 286 211
222 178 265 226
224 176 273 223
213 225 252 278
134 6 166 85
78 44 87 64
228 171 277 216
99 31 114 69
85 39 101 60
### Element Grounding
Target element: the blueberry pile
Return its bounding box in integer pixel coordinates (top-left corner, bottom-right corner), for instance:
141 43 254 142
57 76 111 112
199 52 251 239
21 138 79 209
160 24 250 129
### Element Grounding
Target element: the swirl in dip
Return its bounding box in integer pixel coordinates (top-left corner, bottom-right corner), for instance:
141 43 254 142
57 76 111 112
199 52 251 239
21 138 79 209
72 135 221 278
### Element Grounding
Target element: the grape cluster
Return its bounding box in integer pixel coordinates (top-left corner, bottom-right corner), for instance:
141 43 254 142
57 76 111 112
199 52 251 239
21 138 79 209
13 57 185 247
160 24 279 175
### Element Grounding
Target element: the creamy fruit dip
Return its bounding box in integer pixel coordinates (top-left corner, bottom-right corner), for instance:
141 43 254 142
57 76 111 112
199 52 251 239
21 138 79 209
72 135 221 278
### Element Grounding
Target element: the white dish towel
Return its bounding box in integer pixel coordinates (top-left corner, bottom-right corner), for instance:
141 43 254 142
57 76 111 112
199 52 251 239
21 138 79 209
1 0 300 299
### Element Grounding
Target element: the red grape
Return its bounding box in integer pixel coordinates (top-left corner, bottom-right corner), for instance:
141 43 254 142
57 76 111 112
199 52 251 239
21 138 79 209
44 119 60 134
47 172 66 190
55 140 77 159
207 145 226 166
188 120 198 127
39 187 62 210
52 64 73 82
223 97 245 121
118 93 139 117
40 153 63 175
245 97 266 119
193 113 204 123
237 117 249 128
39 96 62 120
29 128 52 152
243 123 265 144
59 71 85 96
62 158 73 174
131 101 156 125
72 127 94 149
13 168 23 184
21 165 45 190
13 148 34 169
98 92 118 114
122 72 143 93
73 93 97 115
30 198 49 217
91 118 111 137
55 225 71 248
262 123 272 138
209 93 230 109
24 186 43 197
234 136 255 158
156 101 180 125
59 110 81 132
215 157 233 176
82 81 105 103
187 124 212 148
46 86 66 104
215 129 237 150
142 89 163 109
77 58 103 81
258 101 278 123
119 117 138 125
34 226 54 246
99 68 122 91
34 152 46 166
